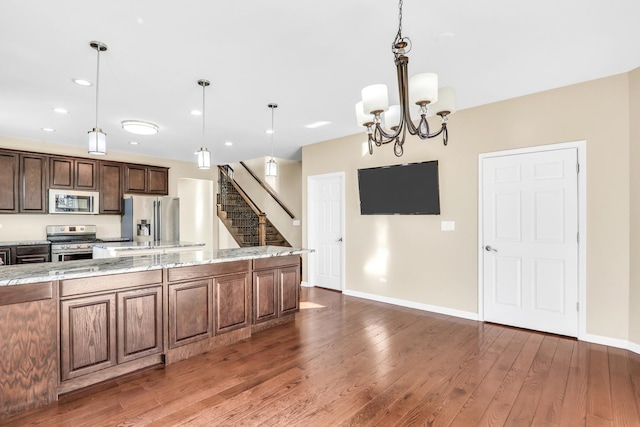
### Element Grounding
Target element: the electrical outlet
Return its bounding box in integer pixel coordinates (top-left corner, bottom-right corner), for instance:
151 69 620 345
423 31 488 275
441 221 455 231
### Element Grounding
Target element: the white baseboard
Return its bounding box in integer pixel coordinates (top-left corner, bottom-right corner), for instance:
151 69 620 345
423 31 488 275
581 333 640 355
300 281 313 288
342 289 479 321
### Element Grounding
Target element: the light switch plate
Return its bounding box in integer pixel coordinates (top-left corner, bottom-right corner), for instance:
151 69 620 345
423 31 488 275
441 221 455 231
293 220 301 226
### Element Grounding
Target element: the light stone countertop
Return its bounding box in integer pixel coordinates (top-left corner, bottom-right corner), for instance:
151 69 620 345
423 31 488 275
0 240 51 246
91 241 205 251
0 246 312 287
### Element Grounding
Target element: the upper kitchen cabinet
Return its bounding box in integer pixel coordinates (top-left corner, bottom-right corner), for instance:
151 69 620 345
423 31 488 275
124 164 168 195
49 157 97 190
99 161 124 214
0 150 19 213
20 152 47 213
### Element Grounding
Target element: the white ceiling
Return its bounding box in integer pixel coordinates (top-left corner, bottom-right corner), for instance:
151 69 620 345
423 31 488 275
1 1 639 164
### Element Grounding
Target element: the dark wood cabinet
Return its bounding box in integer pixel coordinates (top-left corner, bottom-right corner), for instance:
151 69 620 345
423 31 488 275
20 153 47 213
168 279 212 349
15 244 50 264
60 293 117 381
0 151 19 213
49 157 97 190
124 164 168 195
214 273 250 334
117 286 163 363
0 246 14 266
99 161 123 214
252 256 300 325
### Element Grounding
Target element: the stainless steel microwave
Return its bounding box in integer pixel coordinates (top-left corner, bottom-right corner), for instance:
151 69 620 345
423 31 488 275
49 189 99 214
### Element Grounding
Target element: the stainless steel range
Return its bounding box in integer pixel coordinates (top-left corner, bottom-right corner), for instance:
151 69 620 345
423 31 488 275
46 225 98 263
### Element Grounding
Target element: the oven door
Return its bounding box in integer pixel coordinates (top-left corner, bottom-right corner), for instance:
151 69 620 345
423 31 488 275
51 251 93 263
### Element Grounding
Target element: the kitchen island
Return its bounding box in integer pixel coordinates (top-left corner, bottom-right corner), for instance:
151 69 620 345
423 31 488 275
0 246 309 419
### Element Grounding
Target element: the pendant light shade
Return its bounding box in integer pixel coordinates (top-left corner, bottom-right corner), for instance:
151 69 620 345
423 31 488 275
88 128 106 155
266 103 278 178
197 146 211 169
196 79 212 169
88 41 107 155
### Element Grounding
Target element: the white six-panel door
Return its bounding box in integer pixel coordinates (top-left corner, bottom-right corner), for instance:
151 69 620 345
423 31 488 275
482 148 579 336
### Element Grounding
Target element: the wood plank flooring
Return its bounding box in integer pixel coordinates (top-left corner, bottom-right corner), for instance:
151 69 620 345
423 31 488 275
4 287 640 426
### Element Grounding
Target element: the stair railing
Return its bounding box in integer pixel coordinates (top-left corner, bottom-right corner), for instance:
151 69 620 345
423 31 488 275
239 161 295 219
218 165 266 245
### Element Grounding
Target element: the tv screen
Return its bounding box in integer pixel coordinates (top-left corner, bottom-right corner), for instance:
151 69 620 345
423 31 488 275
357 160 440 215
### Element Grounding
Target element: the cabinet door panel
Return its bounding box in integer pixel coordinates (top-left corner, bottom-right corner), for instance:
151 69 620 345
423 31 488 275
253 270 277 324
279 266 300 316
124 165 147 193
214 273 249 334
99 162 123 214
169 280 212 348
49 157 73 188
117 286 162 363
60 294 117 381
20 153 46 213
0 247 13 265
147 167 168 194
75 159 97 190
0 151 19 212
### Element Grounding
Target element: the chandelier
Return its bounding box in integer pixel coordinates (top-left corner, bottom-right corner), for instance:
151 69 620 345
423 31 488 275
356 0 456 157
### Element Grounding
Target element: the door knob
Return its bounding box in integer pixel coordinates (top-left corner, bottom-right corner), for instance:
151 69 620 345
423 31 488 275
485 245 497 252
337 237 343 242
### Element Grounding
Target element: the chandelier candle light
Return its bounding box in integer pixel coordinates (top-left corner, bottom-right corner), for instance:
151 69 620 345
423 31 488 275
196 79 212 169
88 41 107 155
356 0 456 157
266 103 278 178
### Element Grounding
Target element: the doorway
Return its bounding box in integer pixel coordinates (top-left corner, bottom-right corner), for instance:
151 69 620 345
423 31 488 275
479 142 586 337
308 172 345 291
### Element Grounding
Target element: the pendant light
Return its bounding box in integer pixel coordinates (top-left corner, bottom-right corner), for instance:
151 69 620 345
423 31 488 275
88 41 107 155
196 79 211 169
266 103 278 178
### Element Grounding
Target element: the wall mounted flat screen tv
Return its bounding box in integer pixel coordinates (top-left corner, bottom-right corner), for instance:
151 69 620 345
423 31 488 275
358 160 440 215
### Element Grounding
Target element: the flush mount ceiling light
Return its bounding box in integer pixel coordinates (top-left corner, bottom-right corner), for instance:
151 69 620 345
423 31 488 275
356 0 456 157
121 120 159 135
88 41 107 155
195 79 212 169
73 78 92 86
266 103 278 178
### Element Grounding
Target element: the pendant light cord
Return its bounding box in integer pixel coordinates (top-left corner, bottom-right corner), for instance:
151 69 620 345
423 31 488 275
202 83 206 146
270 106 275 158
95 47 101 129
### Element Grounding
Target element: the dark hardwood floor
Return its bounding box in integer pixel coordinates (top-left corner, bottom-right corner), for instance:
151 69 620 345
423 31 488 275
4 287 640 426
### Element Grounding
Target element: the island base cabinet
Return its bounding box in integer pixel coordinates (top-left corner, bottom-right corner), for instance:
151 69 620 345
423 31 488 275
214 273 250 334
252 269 278 323
252 256 301 329
60 294 117 381
279 265 300 317
117 286 163 364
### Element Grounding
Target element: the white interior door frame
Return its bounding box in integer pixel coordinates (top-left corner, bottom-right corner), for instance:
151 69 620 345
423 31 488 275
307 172 346 291
478 140 587 339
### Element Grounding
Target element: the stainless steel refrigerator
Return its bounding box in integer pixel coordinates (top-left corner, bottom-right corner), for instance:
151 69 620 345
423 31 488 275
121 196 180 243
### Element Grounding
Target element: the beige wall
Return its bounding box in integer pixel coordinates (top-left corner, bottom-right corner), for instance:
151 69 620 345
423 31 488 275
630 67 640 346
302 72 633 342
0 136 217 244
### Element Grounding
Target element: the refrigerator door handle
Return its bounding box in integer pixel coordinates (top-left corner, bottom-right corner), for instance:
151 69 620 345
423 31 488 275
157 199 162 242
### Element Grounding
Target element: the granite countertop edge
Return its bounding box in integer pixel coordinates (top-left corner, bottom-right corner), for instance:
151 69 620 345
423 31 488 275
0 246 313 287
91 241 205 250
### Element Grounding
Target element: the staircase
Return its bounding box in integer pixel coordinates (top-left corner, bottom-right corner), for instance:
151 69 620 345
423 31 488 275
217 166 290 247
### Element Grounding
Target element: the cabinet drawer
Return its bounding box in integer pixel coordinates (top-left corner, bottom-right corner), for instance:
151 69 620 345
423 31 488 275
253 255 300 270
60 270 163 297
167 260 250 283
16 244 50 256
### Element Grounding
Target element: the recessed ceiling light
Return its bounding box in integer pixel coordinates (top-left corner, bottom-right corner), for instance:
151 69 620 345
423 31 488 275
121 120 159 135
190 110 202 116
53 107 69 114
265 129 275 134
225 141 233 146
41 127 55 132
304 121 331 129
129 141 139 145
72 78 92 86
